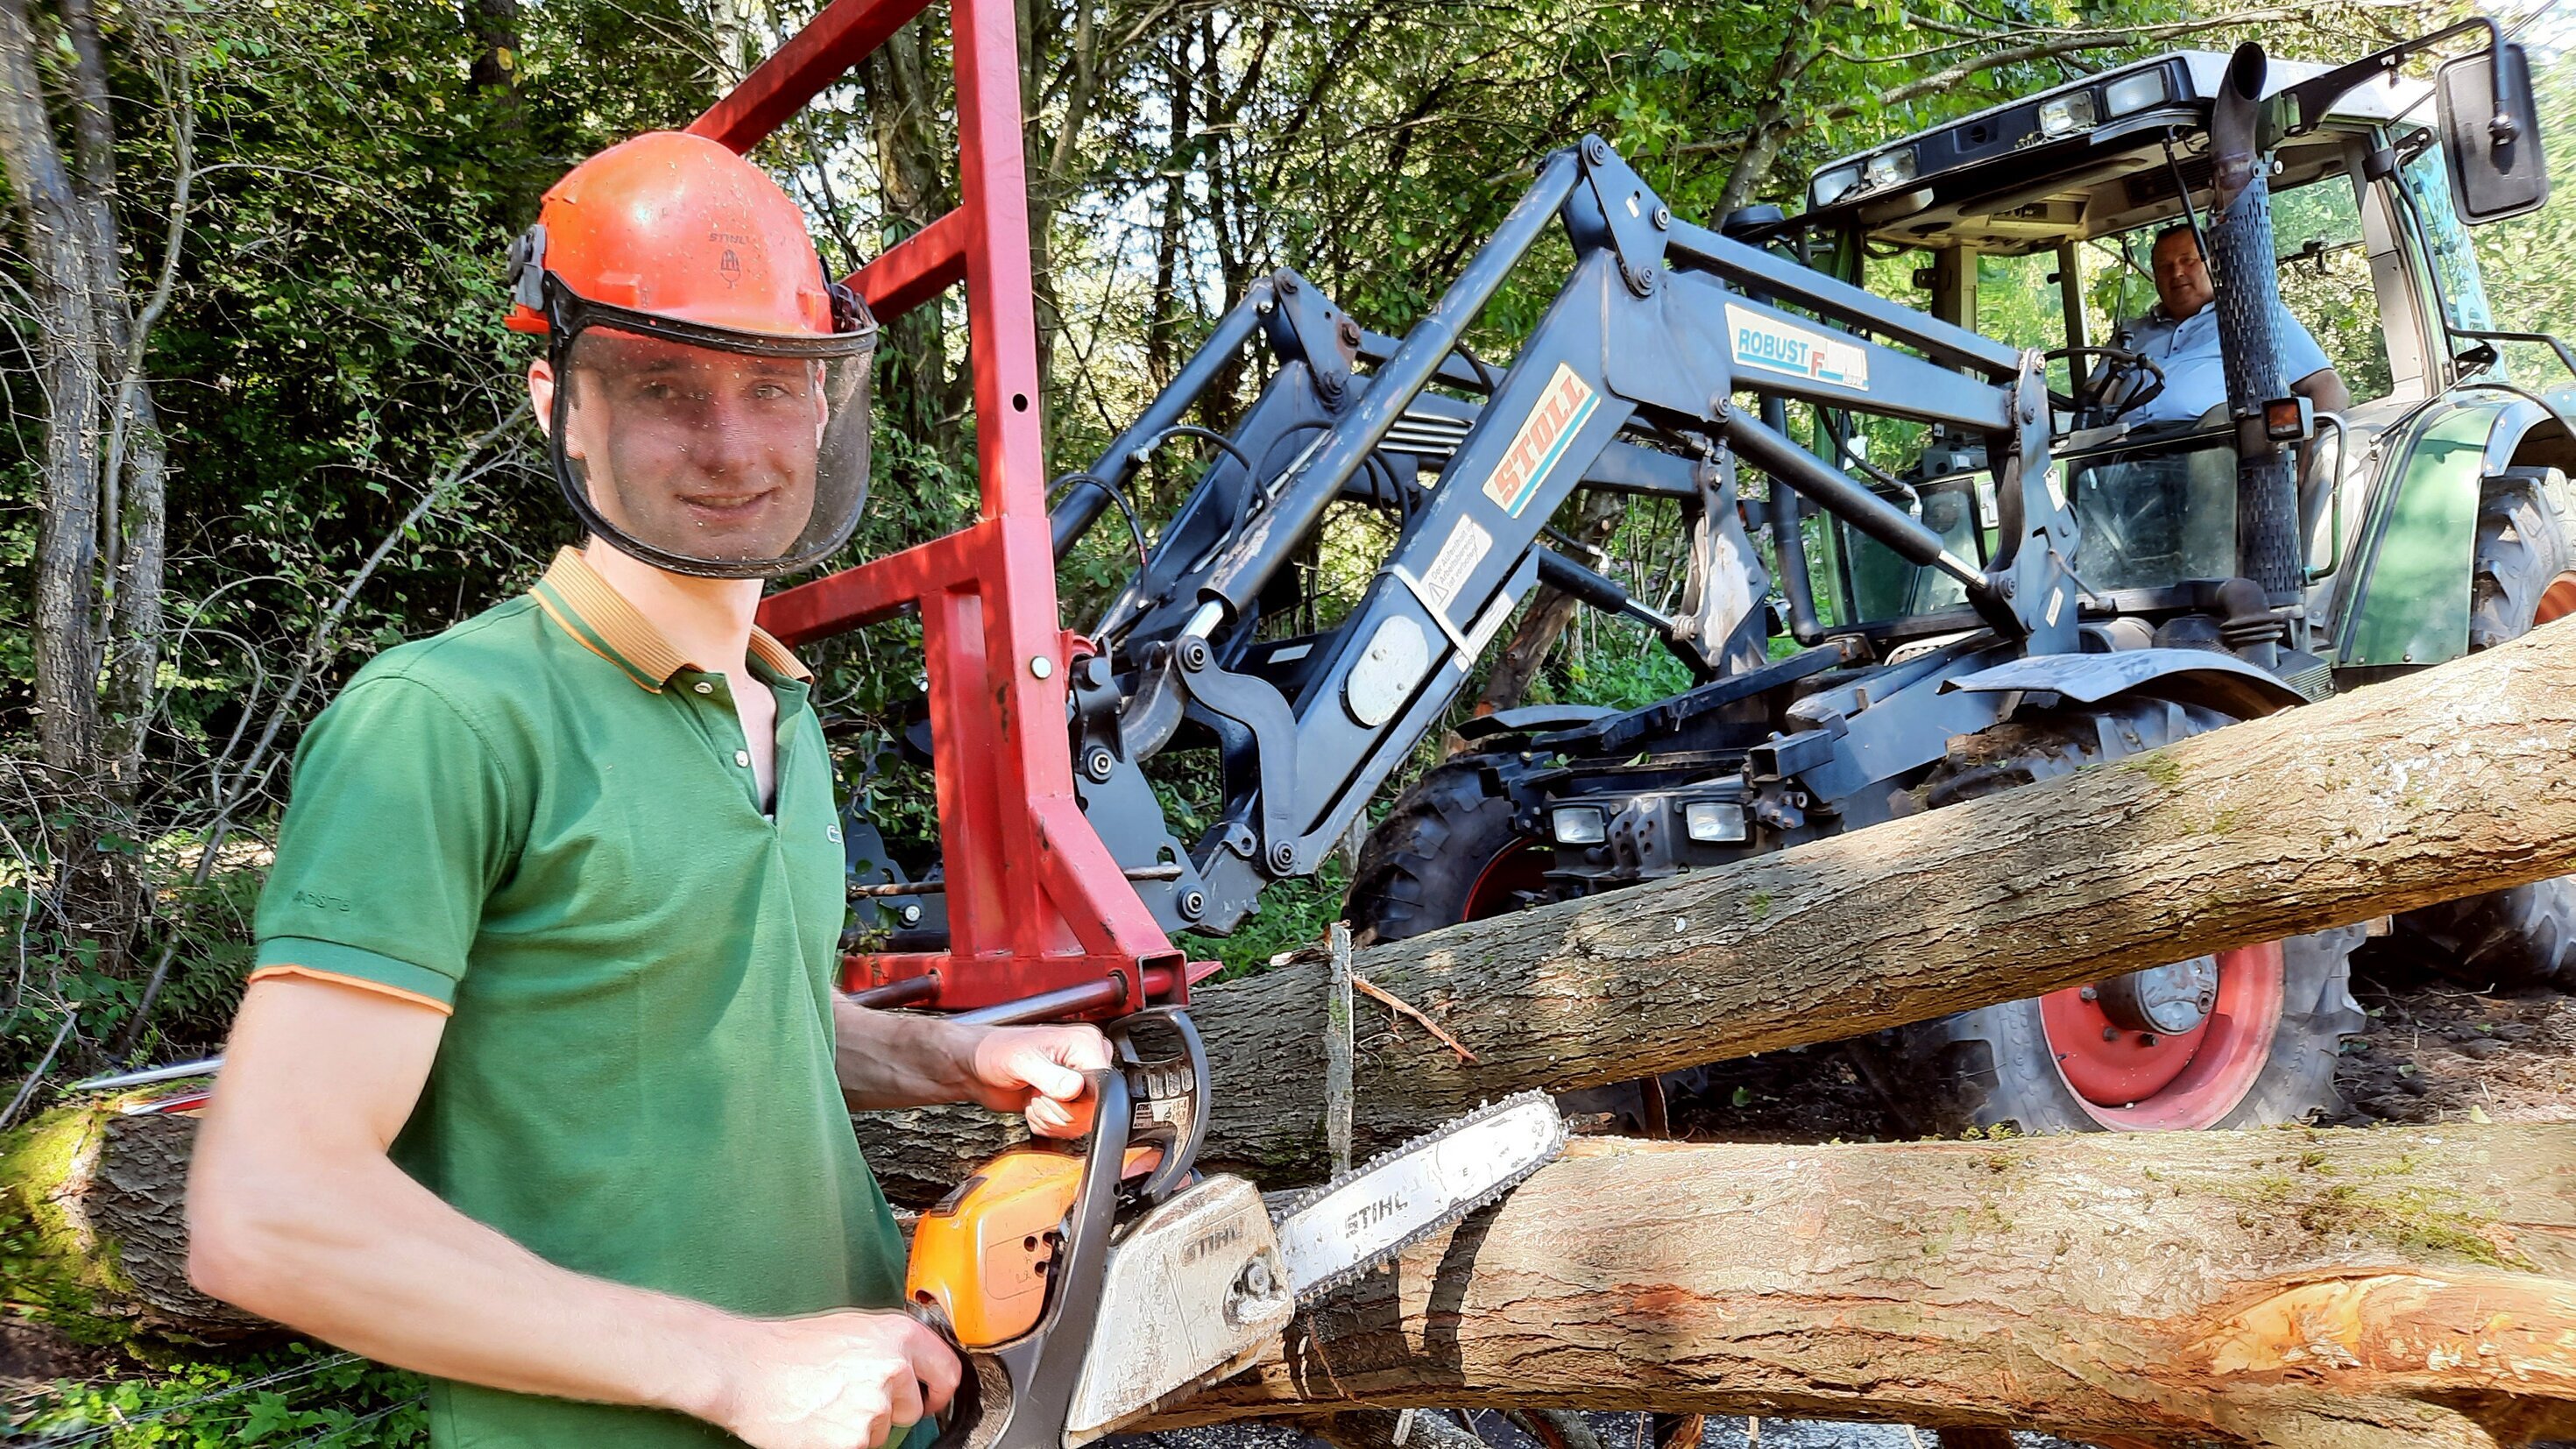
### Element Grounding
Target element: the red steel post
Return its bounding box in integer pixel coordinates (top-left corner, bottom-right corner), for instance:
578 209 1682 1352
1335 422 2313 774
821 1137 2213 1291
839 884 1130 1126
690 0 1195 1016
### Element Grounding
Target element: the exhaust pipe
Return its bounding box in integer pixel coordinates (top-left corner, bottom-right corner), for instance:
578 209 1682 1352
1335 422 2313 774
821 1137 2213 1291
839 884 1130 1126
2205 43 2304 610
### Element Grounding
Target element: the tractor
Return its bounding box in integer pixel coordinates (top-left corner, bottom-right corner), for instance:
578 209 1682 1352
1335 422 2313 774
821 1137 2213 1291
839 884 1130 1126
811 18 2558 1138
1345 28 2576 1135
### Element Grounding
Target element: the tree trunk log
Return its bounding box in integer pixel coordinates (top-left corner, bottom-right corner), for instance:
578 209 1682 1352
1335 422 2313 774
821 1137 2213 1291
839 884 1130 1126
0 1102 267 1344
1138 1129 2576 1448
854 617 2576 1194
25 1101 2576 1449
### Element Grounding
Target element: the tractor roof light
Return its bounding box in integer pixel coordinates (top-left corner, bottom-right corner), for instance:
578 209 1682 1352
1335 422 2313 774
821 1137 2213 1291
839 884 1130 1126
1551 806 1607 846
1813 163 1863 207
2037 92 2100 139
1864 148 1917 191
2103 68 2169 117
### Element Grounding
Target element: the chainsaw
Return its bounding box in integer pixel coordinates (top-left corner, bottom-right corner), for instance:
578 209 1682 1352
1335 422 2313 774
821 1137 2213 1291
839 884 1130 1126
905 1007 1564 1449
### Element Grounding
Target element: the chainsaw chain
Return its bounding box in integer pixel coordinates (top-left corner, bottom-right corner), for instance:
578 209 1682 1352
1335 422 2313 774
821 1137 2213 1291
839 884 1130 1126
1268 1089 1564 1304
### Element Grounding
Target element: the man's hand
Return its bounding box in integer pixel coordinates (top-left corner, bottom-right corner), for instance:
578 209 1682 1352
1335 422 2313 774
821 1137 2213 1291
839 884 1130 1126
964 1023 1112 1137
707 1309 961 1449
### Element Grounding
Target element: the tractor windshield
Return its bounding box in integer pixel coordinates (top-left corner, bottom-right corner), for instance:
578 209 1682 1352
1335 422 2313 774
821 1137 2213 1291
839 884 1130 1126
1816 153 2396 611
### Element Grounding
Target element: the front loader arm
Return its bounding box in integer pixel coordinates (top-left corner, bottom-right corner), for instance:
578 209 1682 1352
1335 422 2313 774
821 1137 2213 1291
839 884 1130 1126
1067 138 2080 938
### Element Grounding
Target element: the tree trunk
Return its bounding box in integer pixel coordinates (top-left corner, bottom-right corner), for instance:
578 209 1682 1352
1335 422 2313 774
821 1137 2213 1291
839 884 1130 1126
0 1102 267 1345
2 0 109 781
862 23 973 460
856 616 2576 1196
1137 1129 2576 1448
24 1105 2576 1447
1715 0 1837 216
1476 490 1626 714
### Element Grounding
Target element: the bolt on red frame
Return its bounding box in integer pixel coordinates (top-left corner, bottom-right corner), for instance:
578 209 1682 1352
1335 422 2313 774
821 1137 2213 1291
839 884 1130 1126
690 0 1202 1021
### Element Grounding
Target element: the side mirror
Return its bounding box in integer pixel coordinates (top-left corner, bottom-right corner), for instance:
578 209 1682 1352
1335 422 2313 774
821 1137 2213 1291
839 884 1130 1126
2438 40 2550 223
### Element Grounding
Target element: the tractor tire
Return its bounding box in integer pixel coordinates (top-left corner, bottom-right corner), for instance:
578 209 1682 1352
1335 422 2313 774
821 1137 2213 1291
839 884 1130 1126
1847 698 2367 1137
2385 470 2576 990
1345 758 1547 945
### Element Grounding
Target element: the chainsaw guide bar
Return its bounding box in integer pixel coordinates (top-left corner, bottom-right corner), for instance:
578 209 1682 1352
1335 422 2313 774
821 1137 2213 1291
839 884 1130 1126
1267 1091 1567 1303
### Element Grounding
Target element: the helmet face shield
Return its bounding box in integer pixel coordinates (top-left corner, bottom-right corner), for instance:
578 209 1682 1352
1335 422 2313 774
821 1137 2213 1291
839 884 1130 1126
544 295 876 579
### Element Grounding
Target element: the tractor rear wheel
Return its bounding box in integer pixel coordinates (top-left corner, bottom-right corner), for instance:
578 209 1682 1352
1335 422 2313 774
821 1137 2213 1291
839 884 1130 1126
1847 699 2367 1136
1346 758 1546 945
2385 469 2576 990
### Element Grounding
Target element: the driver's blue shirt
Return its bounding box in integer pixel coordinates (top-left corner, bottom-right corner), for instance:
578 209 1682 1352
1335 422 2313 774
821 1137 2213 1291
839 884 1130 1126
2117 300 2332 425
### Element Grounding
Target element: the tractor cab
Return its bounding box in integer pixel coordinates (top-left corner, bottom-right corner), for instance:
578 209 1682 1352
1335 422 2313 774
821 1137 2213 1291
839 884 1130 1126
1753 40 2570 678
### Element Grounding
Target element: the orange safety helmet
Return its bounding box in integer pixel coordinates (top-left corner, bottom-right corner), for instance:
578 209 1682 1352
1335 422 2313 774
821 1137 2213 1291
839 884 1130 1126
506 131 849 338
508 132 879 580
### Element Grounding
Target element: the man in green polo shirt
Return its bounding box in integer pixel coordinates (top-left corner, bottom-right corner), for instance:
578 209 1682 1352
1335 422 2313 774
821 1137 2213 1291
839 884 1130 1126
187 132 1107 1449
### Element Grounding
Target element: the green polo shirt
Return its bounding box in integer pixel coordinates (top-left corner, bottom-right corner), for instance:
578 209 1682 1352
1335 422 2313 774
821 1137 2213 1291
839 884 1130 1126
252 547 907 1448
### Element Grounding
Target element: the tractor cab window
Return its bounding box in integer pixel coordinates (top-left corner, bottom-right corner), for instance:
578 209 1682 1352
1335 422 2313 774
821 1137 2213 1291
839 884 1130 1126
2272 170 2395 401
2064 437 2239 590
2396 123 2498 335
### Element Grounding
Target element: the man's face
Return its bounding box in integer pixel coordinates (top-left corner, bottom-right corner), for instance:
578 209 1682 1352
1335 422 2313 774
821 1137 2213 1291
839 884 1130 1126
2152 231 2214 321
545 328 828 563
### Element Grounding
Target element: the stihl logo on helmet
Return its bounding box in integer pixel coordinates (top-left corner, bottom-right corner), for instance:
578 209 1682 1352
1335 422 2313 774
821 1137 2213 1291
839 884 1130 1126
513 131 881 581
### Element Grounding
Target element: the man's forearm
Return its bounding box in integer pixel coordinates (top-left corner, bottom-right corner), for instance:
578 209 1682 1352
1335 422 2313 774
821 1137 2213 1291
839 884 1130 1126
834 994 982 1109
193 1113 744 1424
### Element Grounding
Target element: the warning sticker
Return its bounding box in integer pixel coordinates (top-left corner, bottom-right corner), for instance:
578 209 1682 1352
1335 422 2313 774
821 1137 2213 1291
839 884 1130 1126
1480 363 1599 518
1419 514 1493 615
1726 302 1870 391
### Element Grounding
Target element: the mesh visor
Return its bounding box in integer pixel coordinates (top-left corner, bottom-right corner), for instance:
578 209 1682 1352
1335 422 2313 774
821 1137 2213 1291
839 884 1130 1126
548 308 874 579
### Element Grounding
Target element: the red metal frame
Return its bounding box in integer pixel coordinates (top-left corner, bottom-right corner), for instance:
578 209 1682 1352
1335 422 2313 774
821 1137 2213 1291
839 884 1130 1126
691 0 1194 1017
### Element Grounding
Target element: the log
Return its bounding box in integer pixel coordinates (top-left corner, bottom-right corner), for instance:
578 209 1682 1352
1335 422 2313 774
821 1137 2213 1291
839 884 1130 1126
18 1089 2576 1447
23 1105 2576 1448
0 1100 265 1345
1140 1127 2576 1449
857 618 2576 1195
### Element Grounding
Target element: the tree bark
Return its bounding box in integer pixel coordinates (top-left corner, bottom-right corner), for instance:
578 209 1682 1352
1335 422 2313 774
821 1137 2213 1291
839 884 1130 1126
854 617 2576 1195
2 0 109 781
0 1102 267 1345
1131 1129 2576 1447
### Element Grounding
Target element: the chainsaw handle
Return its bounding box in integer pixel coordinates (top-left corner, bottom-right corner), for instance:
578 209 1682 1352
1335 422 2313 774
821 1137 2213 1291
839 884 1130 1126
905 1302 982 1449
923 1062 1135 1449
1104 1007 1209 1207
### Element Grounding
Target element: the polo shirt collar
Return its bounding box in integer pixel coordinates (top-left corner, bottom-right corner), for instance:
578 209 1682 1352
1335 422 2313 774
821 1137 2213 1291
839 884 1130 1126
530 547 812 693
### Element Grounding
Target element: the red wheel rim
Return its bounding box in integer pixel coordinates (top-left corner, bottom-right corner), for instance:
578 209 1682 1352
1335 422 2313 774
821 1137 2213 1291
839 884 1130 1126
1462 842 1548 922
2040 941 2287 1131
2539 571 2576 626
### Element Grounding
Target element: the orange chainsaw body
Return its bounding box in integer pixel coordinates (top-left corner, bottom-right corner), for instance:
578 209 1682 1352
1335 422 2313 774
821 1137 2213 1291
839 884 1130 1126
906 1144 1162 1347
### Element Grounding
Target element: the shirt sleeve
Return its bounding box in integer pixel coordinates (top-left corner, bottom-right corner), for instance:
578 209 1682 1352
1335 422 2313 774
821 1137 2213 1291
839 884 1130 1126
2277 306 2335 388
251 674 523 1010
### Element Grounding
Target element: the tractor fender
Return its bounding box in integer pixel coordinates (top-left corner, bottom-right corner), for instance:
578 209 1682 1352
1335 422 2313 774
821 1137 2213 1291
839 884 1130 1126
1938 647 2307 720
2331 387 2576 669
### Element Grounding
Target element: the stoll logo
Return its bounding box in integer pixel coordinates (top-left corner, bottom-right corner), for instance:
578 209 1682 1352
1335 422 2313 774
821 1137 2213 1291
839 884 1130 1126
1479 363 1598 518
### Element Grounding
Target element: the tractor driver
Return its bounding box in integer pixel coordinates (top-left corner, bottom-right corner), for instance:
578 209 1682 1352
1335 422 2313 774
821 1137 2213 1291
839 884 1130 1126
187 132 1109 1449
2112 222 2353 426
